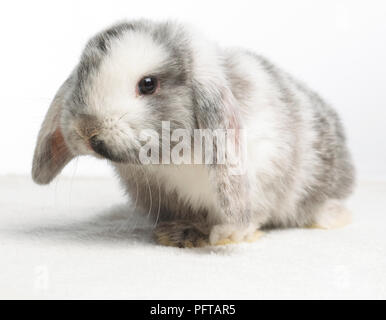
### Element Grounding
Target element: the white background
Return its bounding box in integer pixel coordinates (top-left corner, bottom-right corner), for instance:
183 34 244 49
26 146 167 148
0 0 385 181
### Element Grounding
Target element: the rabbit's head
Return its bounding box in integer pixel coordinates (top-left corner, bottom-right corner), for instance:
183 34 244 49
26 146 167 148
32 20 239 184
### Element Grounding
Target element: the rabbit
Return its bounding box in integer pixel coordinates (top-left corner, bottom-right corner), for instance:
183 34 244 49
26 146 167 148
32 19 355 247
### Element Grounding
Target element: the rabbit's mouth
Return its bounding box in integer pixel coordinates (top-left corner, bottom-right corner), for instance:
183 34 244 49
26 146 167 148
88 135 138 164
89 135 122 162
68 113 142 164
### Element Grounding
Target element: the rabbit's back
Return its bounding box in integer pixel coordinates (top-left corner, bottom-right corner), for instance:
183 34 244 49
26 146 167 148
225 49 355 227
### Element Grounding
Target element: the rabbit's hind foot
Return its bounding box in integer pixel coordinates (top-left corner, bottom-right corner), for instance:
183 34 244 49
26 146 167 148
311 200 352 229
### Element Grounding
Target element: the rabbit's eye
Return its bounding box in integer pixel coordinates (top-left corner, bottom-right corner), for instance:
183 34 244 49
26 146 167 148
138 76 158 95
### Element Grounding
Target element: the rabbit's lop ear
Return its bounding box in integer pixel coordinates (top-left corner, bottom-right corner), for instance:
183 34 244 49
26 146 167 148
32 75 75 185
193 80 239 131
192 55 242 136
192 72 245 171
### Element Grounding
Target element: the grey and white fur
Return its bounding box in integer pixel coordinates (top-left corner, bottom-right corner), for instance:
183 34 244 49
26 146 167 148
32 20 355 247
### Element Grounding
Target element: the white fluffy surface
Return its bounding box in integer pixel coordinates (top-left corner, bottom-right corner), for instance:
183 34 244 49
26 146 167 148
0 175 385 299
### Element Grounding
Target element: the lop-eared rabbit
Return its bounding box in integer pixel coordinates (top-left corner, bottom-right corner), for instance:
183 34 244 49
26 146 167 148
32 20 355 247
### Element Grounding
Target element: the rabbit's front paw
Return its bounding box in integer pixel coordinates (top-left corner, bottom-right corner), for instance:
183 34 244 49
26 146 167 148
209 224 263 246
154 221 210 248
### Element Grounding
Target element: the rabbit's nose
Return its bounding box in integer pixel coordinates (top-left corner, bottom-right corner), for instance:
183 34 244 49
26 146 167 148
89 135 111 159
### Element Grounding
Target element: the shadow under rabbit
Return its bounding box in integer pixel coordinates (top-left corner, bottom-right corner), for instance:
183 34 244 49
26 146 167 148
9 204 156 246
7 203 244 254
